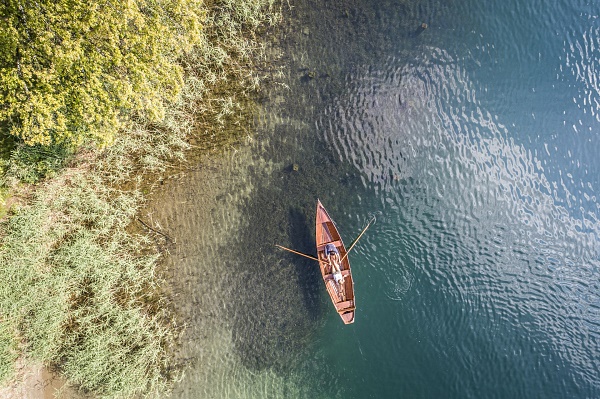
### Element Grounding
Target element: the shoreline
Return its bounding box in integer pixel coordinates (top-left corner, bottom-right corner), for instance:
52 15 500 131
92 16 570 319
0 1 283 397
0 362 83 399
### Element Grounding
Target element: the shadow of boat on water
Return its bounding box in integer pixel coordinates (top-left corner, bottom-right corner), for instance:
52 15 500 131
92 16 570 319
229 194 322 373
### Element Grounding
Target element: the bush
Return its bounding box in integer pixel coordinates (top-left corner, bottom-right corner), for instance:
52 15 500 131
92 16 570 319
0 0 203 147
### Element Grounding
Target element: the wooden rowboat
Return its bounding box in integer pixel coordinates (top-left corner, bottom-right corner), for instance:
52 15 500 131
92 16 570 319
315 199 355 324
276 201 373 324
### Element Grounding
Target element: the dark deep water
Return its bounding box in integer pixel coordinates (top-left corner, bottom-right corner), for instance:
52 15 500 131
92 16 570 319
167 0 600 397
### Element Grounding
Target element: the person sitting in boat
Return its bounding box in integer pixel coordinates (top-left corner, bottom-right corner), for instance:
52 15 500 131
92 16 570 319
324 243 344 285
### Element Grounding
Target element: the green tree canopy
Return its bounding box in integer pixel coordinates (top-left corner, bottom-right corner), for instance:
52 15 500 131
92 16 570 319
0 0 203 147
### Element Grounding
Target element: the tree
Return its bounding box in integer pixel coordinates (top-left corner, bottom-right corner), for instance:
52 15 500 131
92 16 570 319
0 0 203 147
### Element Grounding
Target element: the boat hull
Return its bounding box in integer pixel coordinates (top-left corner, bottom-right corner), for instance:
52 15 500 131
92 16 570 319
315 200 355 324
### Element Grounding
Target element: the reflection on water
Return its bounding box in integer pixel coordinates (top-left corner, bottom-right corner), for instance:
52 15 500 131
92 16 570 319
151 0 600 397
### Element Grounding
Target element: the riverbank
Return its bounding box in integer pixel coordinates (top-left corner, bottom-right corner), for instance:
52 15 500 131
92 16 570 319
0 1 281 397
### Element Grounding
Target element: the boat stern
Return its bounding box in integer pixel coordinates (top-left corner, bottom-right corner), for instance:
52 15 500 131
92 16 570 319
340 311 355 324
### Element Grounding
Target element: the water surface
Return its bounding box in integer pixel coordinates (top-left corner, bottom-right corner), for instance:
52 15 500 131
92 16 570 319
161 0 600 397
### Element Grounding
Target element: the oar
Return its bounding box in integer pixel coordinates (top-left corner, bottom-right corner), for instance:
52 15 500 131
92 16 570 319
340 216 375 262
275 244 320 262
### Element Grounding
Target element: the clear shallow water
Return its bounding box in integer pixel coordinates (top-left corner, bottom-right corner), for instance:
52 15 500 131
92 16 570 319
166 0 600 398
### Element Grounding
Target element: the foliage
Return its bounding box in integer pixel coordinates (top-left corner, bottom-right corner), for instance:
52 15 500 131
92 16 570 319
0 0 203 147
95 0 281 185
0 322 17 385
0 142 72 184
0 174 179 397
0 0 282 397
0 187 8 220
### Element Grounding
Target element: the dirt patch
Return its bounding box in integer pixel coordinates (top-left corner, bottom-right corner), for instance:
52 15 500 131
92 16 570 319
0 362 84 399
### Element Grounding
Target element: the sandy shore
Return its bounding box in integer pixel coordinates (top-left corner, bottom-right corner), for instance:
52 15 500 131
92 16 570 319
0 362 84 399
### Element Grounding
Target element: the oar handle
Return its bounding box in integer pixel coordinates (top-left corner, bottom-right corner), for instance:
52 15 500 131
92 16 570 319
275 244 320 262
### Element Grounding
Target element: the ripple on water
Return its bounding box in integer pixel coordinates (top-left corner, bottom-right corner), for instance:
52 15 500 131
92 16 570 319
148 0 600 396
318 32 600 394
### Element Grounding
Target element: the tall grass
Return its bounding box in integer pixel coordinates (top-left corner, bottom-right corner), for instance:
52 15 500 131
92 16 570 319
0 321 17 384
0 0 281 397
0 174 178 397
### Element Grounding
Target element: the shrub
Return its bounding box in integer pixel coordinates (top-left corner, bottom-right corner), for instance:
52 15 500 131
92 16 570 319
0 0 203 147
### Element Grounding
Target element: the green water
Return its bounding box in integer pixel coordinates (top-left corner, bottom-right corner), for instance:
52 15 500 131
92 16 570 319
165 0 600 397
